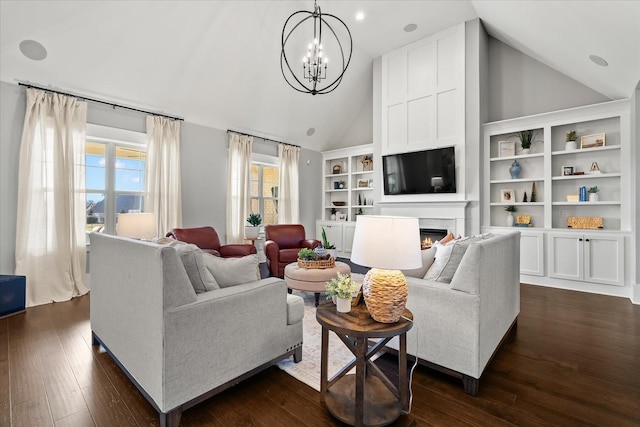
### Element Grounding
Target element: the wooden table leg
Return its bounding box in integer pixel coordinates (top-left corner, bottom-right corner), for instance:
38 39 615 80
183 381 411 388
399 332 408 412
355 336 366 427
320 326 329 399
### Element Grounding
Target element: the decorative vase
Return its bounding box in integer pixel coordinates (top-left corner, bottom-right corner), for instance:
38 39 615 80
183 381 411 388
330 214 336 221
589 193 599 202
509 160 521 179
245 226 259 239
326 248 338 259
521 148 531 155
506 212 514 227
362 268 408 323
565 140 578 151
336 297 351 313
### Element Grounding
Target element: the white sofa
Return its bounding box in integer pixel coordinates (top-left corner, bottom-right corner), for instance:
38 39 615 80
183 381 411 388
89 233 304 426
394 231 520 395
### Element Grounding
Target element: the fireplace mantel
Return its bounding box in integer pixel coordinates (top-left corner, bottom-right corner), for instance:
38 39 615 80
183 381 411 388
376 200 469 236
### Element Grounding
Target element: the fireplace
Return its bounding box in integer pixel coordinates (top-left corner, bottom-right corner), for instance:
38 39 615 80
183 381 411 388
420 228 448 249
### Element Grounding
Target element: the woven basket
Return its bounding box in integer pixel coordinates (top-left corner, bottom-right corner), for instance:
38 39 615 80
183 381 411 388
297 257 335 269
362 268 408 323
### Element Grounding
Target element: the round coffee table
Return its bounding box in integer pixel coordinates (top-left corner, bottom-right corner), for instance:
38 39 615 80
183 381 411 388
284 261 351 306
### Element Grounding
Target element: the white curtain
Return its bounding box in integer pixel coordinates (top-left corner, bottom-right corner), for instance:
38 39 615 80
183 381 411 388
15 88 89 307
278 143 300 223
145 116 182 237
226 133 253 243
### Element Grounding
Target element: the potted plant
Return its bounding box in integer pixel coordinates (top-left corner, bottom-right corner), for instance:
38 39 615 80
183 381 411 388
504 205 517 227
321 228 337 259
330 207 337 221
565 130 578 151
325 273 356 313
297 248 318 261
245 213 262 239
588 186 599 202
517 130 536 154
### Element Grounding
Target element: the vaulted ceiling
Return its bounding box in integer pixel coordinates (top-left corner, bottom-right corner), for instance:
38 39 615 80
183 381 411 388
1 1 638 152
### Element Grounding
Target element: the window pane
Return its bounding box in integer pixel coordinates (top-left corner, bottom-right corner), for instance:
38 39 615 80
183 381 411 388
115 146 146 192
86 192 105 232
263 166 279 197
115 193 144 214
250 198 258 214
250 164 259 198
264 200 278 225
86 142 106 190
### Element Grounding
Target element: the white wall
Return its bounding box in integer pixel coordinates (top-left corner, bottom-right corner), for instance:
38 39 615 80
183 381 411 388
0 81 322 274
633 82 640 304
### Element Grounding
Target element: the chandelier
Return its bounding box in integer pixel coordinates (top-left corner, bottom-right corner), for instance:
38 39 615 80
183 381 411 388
281 1 353 95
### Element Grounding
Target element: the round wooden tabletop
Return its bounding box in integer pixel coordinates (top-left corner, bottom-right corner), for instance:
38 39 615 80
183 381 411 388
315 301 413 338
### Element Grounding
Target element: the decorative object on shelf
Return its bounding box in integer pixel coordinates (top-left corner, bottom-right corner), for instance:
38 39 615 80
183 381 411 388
332 163 342 174
500 189 515 203
356 208 363 215
245 213 262 239
516 214 531 226
362 197 367 205
357 193 362 205
530 181 537 202
580 132 606 149
505 205 517 227
587 161 601 174
321 227 337 259
337 212 347 221
509 160 521 179
499 141 515 157
332 201 346 206
563 166 574 176
588 186 600 202
361 155 373 171
523 191 528 202
280 0 353 96
330 207 337 221
357 179 369 187
567 194 579 202
565 130 578 151
339 180 345 189
579 186 588 202
517 129 537 154
567 216 604 229
333 181 340 189
350 215 421 323
324 273 357 313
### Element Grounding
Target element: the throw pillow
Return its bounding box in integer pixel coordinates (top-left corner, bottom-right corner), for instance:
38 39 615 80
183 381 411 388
169 242 220 293
202 254 260 288
438 233 456 245
432 236 483 283
423 240 456 281
401 246 437 278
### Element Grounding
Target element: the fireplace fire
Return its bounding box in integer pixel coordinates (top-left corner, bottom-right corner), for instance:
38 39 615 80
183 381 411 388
420 228 448 249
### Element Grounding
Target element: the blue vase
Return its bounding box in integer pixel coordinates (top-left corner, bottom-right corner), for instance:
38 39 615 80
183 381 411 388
509 160 521 179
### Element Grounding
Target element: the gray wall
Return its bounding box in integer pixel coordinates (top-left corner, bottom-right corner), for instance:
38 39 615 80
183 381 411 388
0 81 321 274
487 38 610 122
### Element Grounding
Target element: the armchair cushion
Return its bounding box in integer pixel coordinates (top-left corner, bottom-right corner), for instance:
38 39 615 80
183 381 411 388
202 254 260 288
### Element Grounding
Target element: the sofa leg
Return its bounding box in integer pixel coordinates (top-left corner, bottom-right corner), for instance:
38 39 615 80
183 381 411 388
314 292 320 307
91 331 99 346
160 407 182 427
294 346 302 363
462 375 479 396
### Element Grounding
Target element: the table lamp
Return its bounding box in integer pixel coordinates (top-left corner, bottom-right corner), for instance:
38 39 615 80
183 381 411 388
117 213 156 240
350 215 421 323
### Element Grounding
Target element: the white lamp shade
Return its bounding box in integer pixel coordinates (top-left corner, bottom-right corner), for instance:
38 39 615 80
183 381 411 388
117 213 156 239
350 215 421 270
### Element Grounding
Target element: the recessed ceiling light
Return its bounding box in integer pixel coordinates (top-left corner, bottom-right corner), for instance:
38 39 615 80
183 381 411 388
19 40 47 61
589 54 608 67
404 23 417 33
306 127 316 136
355 11 365 21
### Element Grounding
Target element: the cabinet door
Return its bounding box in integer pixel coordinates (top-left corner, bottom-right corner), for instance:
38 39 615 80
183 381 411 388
548 233 583 281
342 223 357 255
584 234 624 286
520 232 545 276
320 223 343 253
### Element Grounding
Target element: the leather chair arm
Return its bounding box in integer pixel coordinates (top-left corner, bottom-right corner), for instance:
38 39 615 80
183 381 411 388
219 244 257 258
301 239 321 249
264 240 280 260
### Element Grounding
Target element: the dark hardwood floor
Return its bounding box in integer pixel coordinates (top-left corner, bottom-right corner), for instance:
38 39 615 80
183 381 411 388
1 284 639 426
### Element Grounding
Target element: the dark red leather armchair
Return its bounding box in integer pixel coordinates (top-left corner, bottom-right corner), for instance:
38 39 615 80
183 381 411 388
166 226 257 258
264 224 320 278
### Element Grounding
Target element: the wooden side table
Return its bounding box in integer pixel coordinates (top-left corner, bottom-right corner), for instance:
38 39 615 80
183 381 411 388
244 237 262 247
316 302 413 427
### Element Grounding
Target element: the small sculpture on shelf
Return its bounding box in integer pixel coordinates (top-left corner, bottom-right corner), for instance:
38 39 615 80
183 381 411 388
332 164 342 174
357 193 362 205
523 191 528 203
361 155 373 171
530 182 537 202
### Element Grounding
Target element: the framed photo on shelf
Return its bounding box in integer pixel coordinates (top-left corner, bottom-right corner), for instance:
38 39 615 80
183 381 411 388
357 179 369 188
499 141 515 157
580 133 605 149
563 166 574 176
500 189 515 203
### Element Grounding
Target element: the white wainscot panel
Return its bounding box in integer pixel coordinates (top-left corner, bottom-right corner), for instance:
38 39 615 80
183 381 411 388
437 33 459 90
386 51 406 104
437 89 457 140
408 96 434 145
387 103 406 151
407 43 434 96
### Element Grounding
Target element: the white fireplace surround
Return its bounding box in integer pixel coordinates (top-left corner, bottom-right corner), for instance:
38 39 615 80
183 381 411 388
376 200 468 237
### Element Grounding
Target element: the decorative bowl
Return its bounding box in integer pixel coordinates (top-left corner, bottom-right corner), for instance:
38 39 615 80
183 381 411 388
332 201 346 206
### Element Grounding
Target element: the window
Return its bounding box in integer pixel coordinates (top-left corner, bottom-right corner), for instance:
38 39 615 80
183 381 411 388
85 124 147 235
250 154 279 226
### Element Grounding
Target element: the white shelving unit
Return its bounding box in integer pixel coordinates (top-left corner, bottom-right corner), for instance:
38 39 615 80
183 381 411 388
482 100 631 292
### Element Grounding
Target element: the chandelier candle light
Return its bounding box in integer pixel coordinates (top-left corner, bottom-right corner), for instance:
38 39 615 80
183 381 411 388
281 0 353 95
350 216 421 323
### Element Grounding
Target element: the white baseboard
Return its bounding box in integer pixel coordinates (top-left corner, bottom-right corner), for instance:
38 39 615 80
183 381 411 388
632 283 640 305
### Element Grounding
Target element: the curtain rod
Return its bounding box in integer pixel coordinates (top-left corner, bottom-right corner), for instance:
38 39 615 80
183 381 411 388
226 129 300 148
18 82 184 122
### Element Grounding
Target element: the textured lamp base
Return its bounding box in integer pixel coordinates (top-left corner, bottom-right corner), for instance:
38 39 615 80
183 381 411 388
362 268 408 323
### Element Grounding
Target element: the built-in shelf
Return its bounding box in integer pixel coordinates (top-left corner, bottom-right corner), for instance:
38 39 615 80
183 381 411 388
551 173 621 181
551 145 621 156
489 152 544 162
490 178 544 184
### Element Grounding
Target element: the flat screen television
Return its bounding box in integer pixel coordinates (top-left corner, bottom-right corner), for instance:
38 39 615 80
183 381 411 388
382 147 456 195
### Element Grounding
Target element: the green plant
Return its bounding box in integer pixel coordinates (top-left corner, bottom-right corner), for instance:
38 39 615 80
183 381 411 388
517 130 536 149
505 205 518 212
246 213 262 226
321 228 336 249
325 273 356 299
297 248 318 261
588 186 599 193
566 130 577 142
330 208 337 215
